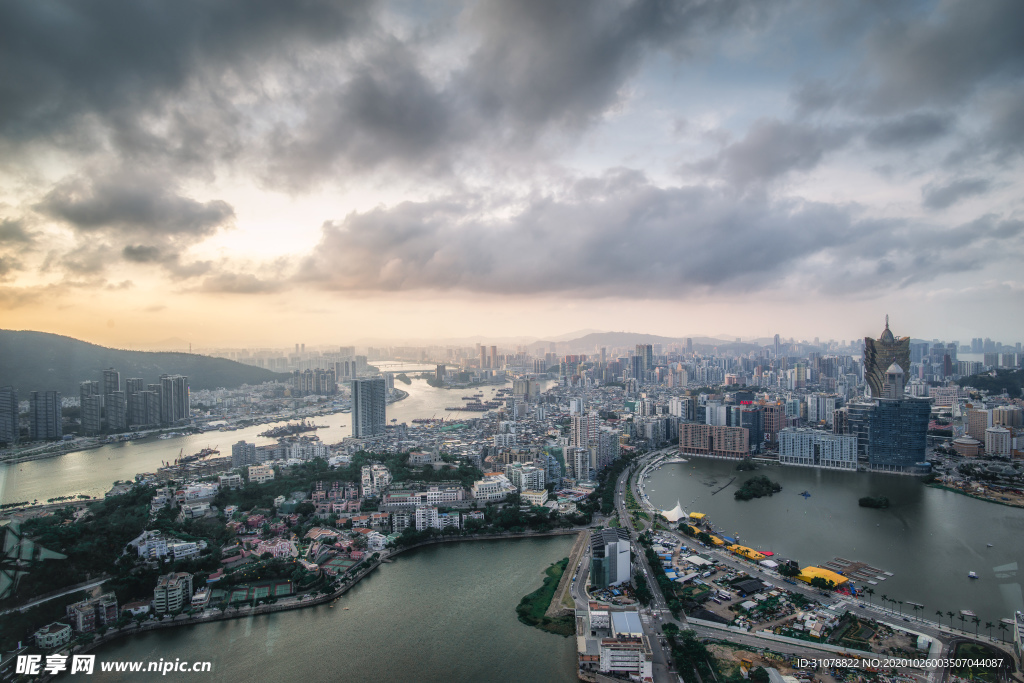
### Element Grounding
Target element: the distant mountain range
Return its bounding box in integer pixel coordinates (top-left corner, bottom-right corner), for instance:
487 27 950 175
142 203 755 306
0 330 290 396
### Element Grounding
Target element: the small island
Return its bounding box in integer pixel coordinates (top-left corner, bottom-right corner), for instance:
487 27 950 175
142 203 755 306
734 475 782 500
394 373 412 385
735 460 757 471
858 496 890 509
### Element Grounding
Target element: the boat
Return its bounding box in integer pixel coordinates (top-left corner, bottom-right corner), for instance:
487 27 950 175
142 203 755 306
986 543 993 547
968 572 978 580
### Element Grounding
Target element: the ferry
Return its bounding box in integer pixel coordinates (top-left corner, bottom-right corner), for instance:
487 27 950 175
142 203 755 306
967 572 978 580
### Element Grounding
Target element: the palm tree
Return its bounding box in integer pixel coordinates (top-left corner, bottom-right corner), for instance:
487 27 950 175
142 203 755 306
985 621 994 639
936 610 944 625
897 600 904 616
972 616 981 636
864 588 874 604
958 614 967 632
881 593 889 609
998 623 1009 642
947 611 955 628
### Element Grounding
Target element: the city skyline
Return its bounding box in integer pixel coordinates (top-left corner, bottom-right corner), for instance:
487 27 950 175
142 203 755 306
1 1 1022 346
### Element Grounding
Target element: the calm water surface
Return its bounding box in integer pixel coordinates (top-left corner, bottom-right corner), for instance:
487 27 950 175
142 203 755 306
646 459 1024 627
0 368 550 504
93 537 577 683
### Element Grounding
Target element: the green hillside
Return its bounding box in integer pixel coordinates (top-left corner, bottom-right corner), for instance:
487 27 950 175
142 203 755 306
0 330 290 395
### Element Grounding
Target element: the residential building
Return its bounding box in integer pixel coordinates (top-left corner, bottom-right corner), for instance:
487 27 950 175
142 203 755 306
33 623 72 649
360 463 392 495
153 572 193 614
106 390 127 432
967 408 994 442
415 505 440 531
471 474 514 502
0 386 17 445
160 375 190 424
778 428 857 470
218 473 243 489
65 593 118 633
29 390 62 440
79 381 101 434
678 423 749 459
505 462 545 490
351 377 386 437
521 489 549 506
590 528 631 589
248 464 275 484
986 426 1012 458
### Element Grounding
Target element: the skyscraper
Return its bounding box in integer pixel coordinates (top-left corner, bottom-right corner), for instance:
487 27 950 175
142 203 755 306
80 380 102 434
160 375 189 424
774 334 780 358
863 316 911 398
107 391 128 432
125 378 144 424
102 368 120 400
490 345 498 369
0 386 18 445
352 378 386 437
479 344 487 369
29 391 62 440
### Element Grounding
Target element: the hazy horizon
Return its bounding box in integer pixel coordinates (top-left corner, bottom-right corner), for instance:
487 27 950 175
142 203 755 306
1 1 1022 346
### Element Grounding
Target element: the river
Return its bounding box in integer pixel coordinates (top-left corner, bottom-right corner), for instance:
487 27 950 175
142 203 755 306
0 365 550 505
644 458 1024 628
92 537 578 682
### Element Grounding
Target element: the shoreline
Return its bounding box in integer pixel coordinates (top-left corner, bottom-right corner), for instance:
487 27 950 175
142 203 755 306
39 529 582 675
925 482 1024 509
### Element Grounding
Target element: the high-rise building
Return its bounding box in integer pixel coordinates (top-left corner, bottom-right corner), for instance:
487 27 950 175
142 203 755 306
435 364 445 382
866 398 931 472
80 382 102 435
774 334 780 358
985 426 1012 457
479 344 487 369
29 390 62 440
490 345 498 369
590 528 631 589
686 338 693 354
160 375 189 424
678 424 749 459
966 408 993 441
102 368 121 400
778 428 857 470
106 391 127 432
0 386 18 445
125 378 144 424
863 317 911 398
351 378 386 437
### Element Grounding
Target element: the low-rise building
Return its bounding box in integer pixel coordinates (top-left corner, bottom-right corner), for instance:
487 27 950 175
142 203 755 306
218 473 243 489
65 593 118 633
415 505 439 531
521 489 549 506
248 464 275 484
471 474 515 502
33 622 72 649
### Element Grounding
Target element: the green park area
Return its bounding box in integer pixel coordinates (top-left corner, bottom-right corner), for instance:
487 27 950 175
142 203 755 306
515 557 575 637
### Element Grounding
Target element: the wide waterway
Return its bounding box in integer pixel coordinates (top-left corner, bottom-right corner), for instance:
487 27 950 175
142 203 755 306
645 458 1024 628
0 366 552 505
92 537 578 682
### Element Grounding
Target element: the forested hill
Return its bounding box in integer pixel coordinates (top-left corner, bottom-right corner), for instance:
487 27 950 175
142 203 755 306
0 330 289 395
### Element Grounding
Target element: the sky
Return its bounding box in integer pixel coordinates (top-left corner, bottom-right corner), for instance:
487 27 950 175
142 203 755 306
1 0 1022 348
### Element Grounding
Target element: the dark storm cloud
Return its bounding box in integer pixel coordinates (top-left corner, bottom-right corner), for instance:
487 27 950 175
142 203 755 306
459 0 768 130
865 113 953 149
295 173 862 296
0 0 374 146
692 119 854 186
36 173 234 238
270 0 776 185
0 219 35 245
289 170 1024 298
921 178 991 210
122 245 163 263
